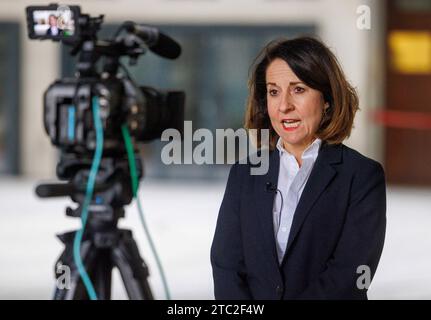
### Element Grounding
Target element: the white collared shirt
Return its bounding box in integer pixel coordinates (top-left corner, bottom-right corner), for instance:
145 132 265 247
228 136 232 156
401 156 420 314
50 26 59 35
273 137 322 264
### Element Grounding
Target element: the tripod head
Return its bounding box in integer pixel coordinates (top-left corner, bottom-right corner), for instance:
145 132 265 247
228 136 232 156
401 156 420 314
36 153 143 228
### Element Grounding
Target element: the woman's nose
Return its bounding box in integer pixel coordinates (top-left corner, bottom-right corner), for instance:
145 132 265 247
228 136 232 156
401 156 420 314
278 93 295 112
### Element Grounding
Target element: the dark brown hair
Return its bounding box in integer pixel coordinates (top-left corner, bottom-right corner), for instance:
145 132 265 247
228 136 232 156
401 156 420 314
244 36 359 149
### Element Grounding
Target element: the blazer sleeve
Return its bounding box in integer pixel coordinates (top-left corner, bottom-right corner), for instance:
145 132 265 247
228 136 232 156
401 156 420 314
210 163 253 299
297 161 387 299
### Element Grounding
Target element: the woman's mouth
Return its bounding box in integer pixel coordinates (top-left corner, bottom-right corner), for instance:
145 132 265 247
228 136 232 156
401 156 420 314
281 119 301 131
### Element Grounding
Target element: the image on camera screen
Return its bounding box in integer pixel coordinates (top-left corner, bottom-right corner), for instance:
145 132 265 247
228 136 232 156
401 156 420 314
32 9 75 37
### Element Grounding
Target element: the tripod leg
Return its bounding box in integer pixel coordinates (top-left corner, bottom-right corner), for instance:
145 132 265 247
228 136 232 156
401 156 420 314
111 229 154 300
53 231 112 300
53 231 92 300
91 248 113 300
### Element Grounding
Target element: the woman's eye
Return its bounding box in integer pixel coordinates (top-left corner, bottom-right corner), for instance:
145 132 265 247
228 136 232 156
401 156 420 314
268 89 278 96
294 86 305 93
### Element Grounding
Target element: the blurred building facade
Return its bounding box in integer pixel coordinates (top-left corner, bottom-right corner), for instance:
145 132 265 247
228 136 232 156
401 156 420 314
384 0 431 185
3 0 420 184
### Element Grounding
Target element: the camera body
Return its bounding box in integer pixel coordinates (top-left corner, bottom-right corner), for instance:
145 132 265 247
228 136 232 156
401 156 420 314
44 77 185 155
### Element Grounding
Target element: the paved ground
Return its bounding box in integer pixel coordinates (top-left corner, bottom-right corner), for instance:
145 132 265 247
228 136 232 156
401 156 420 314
0 177 430 299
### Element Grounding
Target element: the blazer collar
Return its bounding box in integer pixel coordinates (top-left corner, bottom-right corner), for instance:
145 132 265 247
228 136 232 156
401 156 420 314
254 142 343 268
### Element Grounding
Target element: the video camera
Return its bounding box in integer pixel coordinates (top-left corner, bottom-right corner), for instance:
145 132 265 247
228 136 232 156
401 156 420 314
26 3 185 157
26 4 185 299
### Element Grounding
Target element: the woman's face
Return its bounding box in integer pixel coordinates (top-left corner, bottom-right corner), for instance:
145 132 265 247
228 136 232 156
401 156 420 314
49 16 57 27
266 58 327 152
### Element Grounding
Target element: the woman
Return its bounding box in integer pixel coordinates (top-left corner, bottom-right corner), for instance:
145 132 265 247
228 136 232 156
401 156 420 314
210 37 386 300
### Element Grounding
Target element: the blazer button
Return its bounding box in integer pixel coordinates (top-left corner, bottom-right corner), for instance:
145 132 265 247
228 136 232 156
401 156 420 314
276 285 283 296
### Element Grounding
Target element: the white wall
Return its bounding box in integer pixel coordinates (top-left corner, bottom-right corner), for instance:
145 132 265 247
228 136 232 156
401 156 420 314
0 0 385 177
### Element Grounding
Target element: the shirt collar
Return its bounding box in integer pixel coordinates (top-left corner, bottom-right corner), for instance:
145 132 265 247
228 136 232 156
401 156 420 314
276 137 322 161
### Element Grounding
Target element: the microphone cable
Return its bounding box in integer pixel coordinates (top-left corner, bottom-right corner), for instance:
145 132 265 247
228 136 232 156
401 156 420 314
266 182 284 234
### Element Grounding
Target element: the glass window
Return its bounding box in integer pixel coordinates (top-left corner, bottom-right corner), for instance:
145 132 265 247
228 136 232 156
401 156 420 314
0 23 20 175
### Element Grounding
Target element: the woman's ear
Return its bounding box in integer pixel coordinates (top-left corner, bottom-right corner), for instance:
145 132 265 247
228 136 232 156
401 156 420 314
321 102 331 122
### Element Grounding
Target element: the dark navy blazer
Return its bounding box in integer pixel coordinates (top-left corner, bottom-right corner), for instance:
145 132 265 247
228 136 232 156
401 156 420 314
211 142 386 300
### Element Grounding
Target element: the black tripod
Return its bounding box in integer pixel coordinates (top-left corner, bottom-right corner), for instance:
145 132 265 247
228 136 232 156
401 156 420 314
36 153 154 300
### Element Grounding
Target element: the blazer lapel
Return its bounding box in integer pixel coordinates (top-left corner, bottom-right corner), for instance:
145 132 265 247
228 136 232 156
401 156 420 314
282 142 343 264
254 150 280 266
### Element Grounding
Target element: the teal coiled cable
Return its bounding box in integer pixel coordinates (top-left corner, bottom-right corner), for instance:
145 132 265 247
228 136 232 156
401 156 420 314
72 96 104 300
